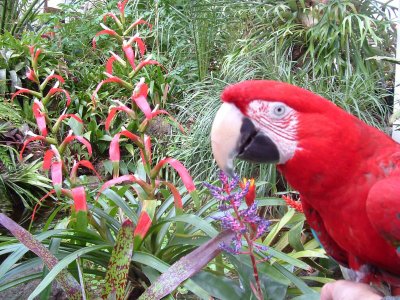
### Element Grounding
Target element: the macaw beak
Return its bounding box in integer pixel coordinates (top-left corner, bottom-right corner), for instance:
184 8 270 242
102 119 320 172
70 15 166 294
211 103 280 176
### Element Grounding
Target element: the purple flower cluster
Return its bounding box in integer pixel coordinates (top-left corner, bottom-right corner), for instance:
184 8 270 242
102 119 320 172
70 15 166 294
204 172 270 254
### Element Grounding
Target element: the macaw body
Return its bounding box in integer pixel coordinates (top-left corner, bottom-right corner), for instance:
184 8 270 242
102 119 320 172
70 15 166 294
211 80 400 285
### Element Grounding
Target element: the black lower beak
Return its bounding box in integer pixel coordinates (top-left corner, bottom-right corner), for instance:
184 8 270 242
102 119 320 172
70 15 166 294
237 118 280 163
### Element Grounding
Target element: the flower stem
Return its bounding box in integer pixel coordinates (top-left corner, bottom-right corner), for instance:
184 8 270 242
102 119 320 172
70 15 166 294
230 195 264 299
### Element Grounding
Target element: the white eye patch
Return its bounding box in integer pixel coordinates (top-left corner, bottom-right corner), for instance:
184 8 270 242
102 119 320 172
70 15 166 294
247 100 298 164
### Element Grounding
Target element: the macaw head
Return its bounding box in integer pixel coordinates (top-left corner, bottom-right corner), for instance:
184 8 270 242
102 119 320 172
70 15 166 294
211 80 368 185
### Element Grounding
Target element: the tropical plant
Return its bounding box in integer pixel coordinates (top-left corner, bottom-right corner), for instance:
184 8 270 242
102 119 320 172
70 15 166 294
0 2 206 299
0 0 45 36
227 0 396 80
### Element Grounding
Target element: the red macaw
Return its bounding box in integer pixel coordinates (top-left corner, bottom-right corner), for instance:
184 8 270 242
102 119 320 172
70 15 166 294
211 80 400 287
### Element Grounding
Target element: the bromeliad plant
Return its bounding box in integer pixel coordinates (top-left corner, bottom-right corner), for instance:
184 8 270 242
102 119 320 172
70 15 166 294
91 0 162 112
12 44 93 227
1 1 201 298
90 0 199 249
138 173 328 300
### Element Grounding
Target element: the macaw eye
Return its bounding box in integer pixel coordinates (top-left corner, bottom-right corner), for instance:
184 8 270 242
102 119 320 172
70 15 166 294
272 104 286 117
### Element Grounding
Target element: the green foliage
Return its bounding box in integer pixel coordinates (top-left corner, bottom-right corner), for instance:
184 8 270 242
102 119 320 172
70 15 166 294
0 0 397 299
0 101 24 127
102 219 134 299
230 0 396 79
175 0 394 183
0 0 44 36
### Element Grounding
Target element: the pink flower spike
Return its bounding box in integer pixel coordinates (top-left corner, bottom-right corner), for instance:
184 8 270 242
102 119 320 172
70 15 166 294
105 52 126 74
134 211 151 239
28 45 35 57
47 88 71 106
31 190 57 222
44 74 65 85
151 158 195 192
43 149 54 171
105 105 135 131
122 43 136 70
126 35 146 57
110 133 122 163
106 56 117 74
34 48 42 63
51 161 63 187
135 59 161 73
56 114 83 124
20 136 46 161
117 0 129 15
134 36 146 56
92 29 119 49
98 174 137 195
103 12 122 26
62 135 93 157
158 180 183 209
26 68 39 83
120 130 142 144
92 76 130 107
124 19 152 35
132 81 151 119
131 19 152 30
72 187 87 212
109 130 142 162
70 160 101 181
11 88 38 102
32 100 48 137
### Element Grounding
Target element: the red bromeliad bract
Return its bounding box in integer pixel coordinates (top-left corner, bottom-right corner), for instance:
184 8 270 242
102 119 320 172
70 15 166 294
26 68 39 83
72 187 87 212
20 136 47 160
105 105 136 131
132 80 151 119
134 211 151 238
152 158 196 193
109 130 142 163
70 160 101 182
51 160 63 187
32 100 48 137
61 134 93 157
92 28 120 49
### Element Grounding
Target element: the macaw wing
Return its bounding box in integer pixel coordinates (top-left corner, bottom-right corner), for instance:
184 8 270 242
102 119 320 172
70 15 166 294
302 198 349 267
367 176 400 251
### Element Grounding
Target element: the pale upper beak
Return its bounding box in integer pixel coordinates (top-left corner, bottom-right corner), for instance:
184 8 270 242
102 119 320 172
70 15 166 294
211 103 280 176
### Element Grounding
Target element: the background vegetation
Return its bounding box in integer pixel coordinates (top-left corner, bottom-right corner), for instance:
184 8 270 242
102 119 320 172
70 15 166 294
0 0 397 299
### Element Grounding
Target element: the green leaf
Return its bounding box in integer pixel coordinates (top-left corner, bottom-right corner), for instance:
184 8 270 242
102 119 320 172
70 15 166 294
226 254 288 300
0 273 42 292
273 264 316 295
288 221 304 251
168 214 218 237
264 208 295 246
68 117 83 136
0 215 81 299
102 219 135 299
0 69 6 95
101 189 138 223
191 271 245 299
138 230 235 300
257 197 286 207
132 252 211 300
28 245 108 300
266 247 310 270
